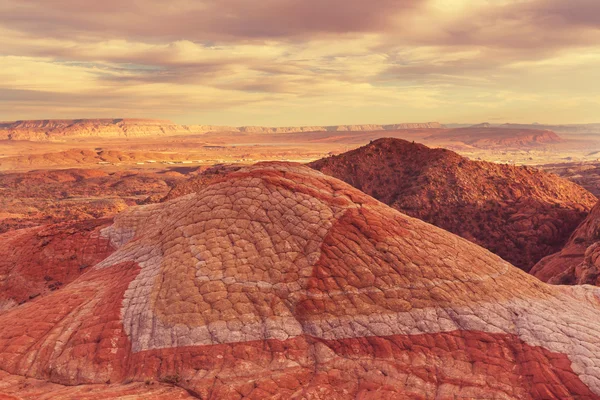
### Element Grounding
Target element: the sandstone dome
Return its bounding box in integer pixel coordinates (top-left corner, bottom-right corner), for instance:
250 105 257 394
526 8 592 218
1 163 600 399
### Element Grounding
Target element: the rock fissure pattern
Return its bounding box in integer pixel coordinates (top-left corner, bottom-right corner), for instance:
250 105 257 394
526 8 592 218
0 219 115 314
2 162 600 398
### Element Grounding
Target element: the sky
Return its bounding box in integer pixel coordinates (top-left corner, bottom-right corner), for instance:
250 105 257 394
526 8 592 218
0 0 599 126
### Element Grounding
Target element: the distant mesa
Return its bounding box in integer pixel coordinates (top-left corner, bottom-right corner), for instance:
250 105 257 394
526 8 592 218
4 163 600 398
0 118 187 141
426 127 562 149
0 118 445 141
235 122 444 134
469 122 492 128
0 118 566 150
309 138 595 270
499 123 600 134
445 122 600 134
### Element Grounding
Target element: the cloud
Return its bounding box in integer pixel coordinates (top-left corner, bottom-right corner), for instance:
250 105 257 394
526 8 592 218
519 0 600 29
0 0 599 124
0 0 423 41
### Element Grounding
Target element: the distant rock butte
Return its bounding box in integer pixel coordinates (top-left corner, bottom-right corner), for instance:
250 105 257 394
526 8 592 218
0 119 186 141
234 122 444 133
532 200 600 285
447 123 600 135
500 123 600 134
3 162 600 398
309 138 595 270
0 119 444 141
426 127 562 148
469 122 492 128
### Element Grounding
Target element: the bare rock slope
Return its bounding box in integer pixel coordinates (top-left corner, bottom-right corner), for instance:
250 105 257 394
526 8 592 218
309 138 596 270
541 162 600 197
532 200 600 285
0 219 115 314
3 163 600 398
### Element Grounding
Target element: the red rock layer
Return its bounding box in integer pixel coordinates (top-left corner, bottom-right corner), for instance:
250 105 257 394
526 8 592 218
309 138 596 270
0 219 115 313
124 332 598 399
0 261 139 384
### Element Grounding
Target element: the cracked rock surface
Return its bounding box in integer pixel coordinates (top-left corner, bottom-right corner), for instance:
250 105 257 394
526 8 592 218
0 219 115 314
2 162 600 399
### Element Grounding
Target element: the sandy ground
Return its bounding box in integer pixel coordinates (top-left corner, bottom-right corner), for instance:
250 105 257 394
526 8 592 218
2 129 600 172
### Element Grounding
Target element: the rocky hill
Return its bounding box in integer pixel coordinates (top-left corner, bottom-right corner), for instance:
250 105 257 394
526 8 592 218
532 200 600 285
309 138 596 270
2 162 600 398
